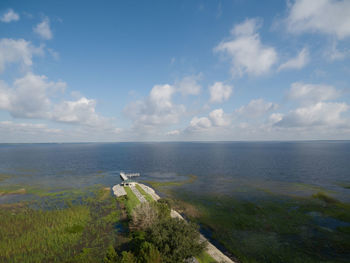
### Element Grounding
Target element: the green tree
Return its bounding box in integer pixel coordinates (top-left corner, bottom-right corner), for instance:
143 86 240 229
120 251 136 263
146 218 206 263
104 245 119 263
138 241 162 263
154 199 171 219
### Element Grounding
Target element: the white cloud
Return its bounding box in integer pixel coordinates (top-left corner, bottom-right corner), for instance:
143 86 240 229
0 38 44 73
209 82 233 103
0 73 114 128
0 73 61 118
214 18 278 76
286 0 350 39
125 84 185 130
278 47 309 71
34 17 53 40
0 9 20 23
0 121 61 134
189 116 212 130
275 102 349 127
52 97 108 127
273 82 349 130
176 74 202 96
166 130 180 136
209 108 230 126
325 42 349 61
236 99 278 118
185 108 230 133
288 82 340 104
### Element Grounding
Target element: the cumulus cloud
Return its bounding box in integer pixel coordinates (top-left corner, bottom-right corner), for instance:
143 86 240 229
0 121 61 133
125 84 185 130
286 0 350 39
214 18 278 76
275 102 349 128
236 99 278 118
288 82 340 104
209 108 230 126
0 9 20 23
166 129 180 136
176 74 202 95
0 73 114 128
0 38 44 73
188 116 212 131
274 82 349 129
278 47 309 71
209 82 233 103
34 17 53 40
186 108 230 133
52 97 108 127
0 73 63 118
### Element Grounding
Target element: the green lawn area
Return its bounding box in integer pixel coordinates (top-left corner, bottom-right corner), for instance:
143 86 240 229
196 251 217 263
135 184 154 202
123 186 140 215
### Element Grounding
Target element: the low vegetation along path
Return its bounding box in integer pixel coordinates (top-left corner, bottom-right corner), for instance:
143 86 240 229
129 183 235 263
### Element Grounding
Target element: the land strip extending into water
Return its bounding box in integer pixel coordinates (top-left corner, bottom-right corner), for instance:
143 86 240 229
113 182 235 263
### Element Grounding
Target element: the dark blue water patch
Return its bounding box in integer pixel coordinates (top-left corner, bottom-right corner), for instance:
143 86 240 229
0 193 37 204
308 211 350 231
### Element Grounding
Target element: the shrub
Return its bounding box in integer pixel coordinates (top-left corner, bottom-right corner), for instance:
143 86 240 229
131 203 158 230
138 241 161 263
146 217 206 263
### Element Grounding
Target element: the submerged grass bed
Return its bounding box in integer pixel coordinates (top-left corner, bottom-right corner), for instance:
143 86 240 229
0 186 121 263
164 188 350 263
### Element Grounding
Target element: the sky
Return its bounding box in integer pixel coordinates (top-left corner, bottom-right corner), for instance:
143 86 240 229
0 0 350 142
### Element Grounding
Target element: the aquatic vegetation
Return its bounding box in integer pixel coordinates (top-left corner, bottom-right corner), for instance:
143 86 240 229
0 173 11 182
141 174 197 189
312 191 340 204
163 189 350 263
0 186 121 263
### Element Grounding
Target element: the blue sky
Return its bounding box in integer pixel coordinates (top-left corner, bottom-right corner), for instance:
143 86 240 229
0 0 350 142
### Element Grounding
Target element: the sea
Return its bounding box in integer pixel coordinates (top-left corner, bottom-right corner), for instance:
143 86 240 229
0 141 349 203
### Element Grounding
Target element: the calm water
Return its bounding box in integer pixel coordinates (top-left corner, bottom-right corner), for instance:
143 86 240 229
0 141 350 202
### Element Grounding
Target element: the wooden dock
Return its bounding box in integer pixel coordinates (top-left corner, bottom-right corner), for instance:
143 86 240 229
120 172 128 181
120 172 140 181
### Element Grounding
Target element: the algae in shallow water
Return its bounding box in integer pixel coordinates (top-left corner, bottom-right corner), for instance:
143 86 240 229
162 187 350 263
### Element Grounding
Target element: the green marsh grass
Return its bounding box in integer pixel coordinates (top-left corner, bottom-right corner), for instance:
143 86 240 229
121 186 140 216
0 186 121 263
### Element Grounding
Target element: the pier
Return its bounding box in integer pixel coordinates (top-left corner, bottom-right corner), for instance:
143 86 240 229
120 172 140 181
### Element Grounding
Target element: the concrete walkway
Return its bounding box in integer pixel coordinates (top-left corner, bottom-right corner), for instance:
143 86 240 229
112 184 127 197
129 184 146 203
